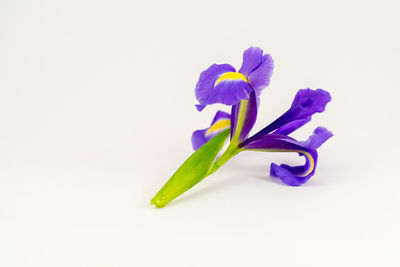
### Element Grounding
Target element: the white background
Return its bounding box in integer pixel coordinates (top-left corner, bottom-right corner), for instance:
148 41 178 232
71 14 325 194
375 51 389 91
1 0 399 266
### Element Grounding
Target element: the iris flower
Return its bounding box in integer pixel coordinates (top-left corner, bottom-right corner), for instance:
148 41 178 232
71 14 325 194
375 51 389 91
151 47 333 208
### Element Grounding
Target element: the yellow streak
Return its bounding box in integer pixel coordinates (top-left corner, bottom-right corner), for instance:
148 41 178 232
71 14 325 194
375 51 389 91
215 72 247 86
298 150 314 177
206 119 230 136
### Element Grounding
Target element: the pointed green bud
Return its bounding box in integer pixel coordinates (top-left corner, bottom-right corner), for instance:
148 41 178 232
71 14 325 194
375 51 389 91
151 129 230 208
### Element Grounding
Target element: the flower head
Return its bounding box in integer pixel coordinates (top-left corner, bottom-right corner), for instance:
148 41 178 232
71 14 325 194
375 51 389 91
195 47 274 110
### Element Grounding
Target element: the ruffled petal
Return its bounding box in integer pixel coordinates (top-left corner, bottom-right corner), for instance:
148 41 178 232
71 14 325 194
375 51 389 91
301 127 333 149
238 47 263 76
191 110 231 150
240 88 331 147
195 64 252 107
290 88 332 118
243 134 318 186
247 54 274 95
195 47 275 109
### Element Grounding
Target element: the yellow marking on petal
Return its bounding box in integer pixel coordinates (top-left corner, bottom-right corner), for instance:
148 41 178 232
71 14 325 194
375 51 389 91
297 150 314 177
206 119 231 136
215 72 248 86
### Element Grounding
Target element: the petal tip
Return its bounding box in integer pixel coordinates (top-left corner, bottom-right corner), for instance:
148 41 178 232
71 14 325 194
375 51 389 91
270 163 305 187
196 104 206 112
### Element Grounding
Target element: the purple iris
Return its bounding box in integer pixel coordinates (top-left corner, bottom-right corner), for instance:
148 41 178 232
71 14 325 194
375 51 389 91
195 47 273 111
192 47 333 186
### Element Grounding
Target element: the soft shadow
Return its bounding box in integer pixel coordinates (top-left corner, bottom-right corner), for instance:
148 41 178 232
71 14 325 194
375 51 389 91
257 174 330 187
167 176 249 208
159 162 329 208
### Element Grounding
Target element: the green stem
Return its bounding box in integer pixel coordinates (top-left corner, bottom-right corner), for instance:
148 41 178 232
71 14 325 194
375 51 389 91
206 143 240 176
206 98 249 176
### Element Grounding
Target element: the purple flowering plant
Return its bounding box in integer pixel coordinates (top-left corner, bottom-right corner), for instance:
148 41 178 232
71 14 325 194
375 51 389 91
151 47 333 208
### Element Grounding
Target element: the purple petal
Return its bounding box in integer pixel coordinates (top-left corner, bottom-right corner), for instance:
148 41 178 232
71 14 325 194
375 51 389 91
195 63 235 104
195 64 252 107
210 79 252 105
241 89 331 147
273 116 311 135
239 92 258 141
230 104 237 139
243 134 318 186
196 104 206 112
238 47 263 76
191 110 231 150
290 88 332 118
270 163 311 186
301 127 333 149
211 110 231 125
191 129 208 150
243 134 300 150
247 54 274 95
230 91 259 142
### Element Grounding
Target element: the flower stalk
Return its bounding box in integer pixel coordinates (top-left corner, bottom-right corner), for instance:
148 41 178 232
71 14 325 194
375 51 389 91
206 142 240 176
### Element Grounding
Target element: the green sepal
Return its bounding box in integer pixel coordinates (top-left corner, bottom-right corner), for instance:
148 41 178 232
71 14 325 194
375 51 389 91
151 129 230 208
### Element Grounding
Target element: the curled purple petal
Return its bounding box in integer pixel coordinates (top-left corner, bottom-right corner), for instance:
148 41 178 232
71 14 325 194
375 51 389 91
243 134 319 186
270 163 313 186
